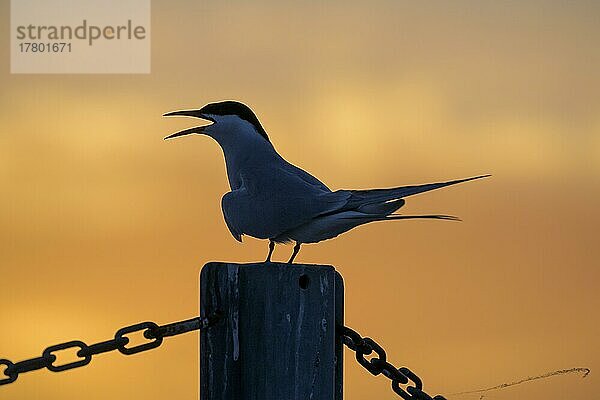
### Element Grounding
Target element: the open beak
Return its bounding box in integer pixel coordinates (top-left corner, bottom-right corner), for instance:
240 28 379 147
163 109 214 140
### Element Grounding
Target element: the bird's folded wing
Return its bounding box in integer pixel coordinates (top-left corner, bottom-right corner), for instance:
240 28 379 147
221 167 350 240
343 174 490 209
279 159 331 191
221 193 244 242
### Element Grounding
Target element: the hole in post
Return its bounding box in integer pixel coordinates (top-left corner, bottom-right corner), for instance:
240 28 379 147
299 274 310 289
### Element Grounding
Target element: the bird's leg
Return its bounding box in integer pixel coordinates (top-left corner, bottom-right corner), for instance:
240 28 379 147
287 242 302 264
265 240 275 263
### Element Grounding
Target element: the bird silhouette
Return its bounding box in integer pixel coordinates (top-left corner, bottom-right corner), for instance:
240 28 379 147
164 100 489 263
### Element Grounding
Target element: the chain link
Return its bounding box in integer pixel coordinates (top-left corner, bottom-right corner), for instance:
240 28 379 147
339 325 447 400
0 312 221 386
1 312 444 398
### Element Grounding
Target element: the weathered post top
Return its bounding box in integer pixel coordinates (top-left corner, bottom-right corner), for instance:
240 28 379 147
200 262 344 400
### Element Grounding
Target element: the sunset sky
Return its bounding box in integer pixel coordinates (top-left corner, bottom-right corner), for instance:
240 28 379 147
1 1 599 399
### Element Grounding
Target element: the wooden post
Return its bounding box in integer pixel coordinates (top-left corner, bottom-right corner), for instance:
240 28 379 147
200 262 344 400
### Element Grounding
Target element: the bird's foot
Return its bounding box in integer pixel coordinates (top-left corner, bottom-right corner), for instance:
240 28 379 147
287 242 302 264
265 240 275 263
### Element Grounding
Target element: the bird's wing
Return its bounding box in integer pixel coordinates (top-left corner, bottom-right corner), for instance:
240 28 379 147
343 174 490 211
279 158 331 191
274 175 489 244
222 166 349 240
221 191 244 242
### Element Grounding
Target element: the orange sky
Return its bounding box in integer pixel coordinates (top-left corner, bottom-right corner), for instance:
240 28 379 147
1 1 599 399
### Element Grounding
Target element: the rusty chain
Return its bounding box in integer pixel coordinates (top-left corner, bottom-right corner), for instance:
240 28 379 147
339 326 447 400
0 312 222 386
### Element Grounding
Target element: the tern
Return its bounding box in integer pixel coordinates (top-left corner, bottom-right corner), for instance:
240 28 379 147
164 100 489 263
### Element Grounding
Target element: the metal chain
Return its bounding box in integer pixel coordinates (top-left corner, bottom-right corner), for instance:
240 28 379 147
0 312 221 386
339 325 447 400
1 312 444 398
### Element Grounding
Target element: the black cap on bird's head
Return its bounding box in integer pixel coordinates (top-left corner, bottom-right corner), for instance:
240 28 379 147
163 100 269 141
